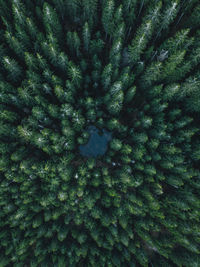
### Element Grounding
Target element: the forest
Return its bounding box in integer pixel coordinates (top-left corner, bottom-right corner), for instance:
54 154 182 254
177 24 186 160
0 0 200 266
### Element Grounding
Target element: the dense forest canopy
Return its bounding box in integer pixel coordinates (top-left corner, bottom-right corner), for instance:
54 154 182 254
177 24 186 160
0 0 200 266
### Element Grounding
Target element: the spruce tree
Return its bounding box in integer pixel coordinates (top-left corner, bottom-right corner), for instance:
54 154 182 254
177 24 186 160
0 0 200 266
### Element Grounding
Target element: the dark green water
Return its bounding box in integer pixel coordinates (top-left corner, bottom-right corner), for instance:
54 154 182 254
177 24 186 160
79 126 112 157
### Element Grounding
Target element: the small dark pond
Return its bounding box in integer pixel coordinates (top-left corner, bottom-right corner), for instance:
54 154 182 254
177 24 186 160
79 126 112 157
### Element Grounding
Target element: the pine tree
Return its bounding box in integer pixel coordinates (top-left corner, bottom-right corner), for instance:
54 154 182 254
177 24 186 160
82 22 91 52
0 0 200 266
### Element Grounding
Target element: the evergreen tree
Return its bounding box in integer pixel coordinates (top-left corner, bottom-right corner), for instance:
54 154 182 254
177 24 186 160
0 0 200 266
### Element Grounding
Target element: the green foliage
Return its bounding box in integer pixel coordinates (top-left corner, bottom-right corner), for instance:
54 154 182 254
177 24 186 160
102 0 115 37
0 0 200 266
110 138 122 151
82 22 90 52
3 56 23 82
67 31 81 56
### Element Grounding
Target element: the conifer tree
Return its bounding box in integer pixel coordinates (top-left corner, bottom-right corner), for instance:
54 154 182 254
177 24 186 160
0 0 200 266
